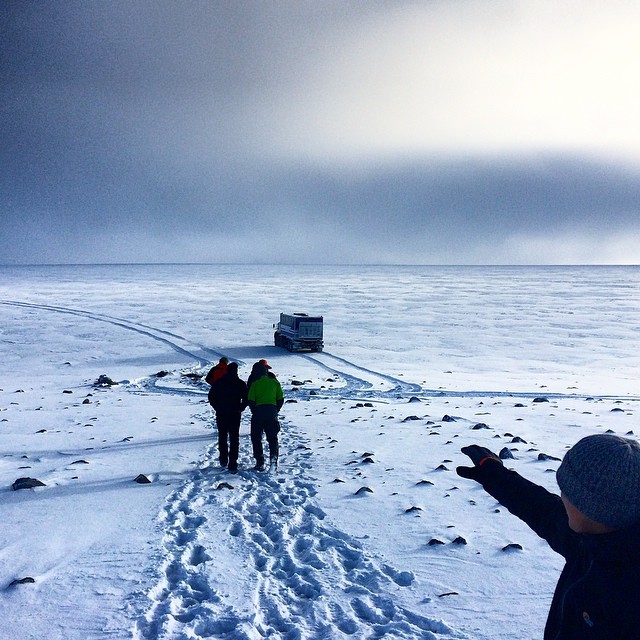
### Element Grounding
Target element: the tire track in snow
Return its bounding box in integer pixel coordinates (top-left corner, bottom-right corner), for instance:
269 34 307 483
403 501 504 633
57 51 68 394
1 299 416 398
134 420 465 640
301 352 422 398
297 352 635 403
0 300 228 367
4 300 633 404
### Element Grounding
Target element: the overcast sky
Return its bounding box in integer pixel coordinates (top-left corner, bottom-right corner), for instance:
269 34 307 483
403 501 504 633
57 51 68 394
2 1 640 265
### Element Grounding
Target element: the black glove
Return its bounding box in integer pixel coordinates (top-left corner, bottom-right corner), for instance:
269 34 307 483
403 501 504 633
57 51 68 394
456 445 502 481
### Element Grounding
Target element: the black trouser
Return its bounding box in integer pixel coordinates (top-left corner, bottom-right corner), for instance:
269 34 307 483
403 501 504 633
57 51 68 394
216 410 241 470
250 405 280 464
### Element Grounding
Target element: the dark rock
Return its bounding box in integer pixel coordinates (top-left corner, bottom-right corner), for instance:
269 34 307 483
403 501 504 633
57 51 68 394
408 396 422 403
331 478 346 483
12 477 46 491
402 415 421 422
502 543 523 552
216 482 234 490
416 479 434 486
82 398 91 404
71 460 89 465
451 536 467 545
435 464 449 471
511 436 527 443
361 457 375 464
442 415 456 422
35 429 47 434
611 407 625 413
285 399 298 403
9 577 35 587
291 380 305 386
532 397 549 403
472 423 490 430
499 447 515 460
95 375 117 387
355 486 373 495
405 506 423 513
62 390 73 394
437 591 459 597
155 370 169 377
538 453 561 462
428 538 445 546
134 474 151 484
514 403 526 408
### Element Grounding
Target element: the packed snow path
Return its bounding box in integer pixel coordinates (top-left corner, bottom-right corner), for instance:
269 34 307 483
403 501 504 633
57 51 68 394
133 418 463 640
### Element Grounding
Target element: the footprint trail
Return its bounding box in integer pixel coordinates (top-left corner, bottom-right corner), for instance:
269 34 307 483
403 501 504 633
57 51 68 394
134 420 464 640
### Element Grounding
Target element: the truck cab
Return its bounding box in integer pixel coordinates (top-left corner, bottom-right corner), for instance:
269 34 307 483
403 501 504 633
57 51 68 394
274 313 323 352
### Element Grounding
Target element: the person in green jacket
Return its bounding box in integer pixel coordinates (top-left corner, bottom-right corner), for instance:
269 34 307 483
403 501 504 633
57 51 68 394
247 361 284 471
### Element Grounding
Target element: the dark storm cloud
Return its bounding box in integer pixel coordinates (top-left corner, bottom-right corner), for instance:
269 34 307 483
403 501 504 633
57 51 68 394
290 156 640 234
1 1 639 264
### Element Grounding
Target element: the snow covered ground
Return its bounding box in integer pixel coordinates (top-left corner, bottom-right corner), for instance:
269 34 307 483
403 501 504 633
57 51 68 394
0 264 638 640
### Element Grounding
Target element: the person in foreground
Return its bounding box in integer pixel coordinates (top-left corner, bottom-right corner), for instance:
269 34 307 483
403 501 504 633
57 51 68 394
247 361 284 471
457 433 640 639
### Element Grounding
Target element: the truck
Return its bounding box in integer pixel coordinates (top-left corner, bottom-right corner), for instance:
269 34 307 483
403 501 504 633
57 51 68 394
274 313 324 352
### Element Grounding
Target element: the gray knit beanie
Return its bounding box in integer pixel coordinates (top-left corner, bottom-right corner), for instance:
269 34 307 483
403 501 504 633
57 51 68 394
557 434 640 530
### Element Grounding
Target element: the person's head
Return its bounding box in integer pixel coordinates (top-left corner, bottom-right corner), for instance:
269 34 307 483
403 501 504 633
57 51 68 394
226 362 238 377
252 362 268 377
219 357 229 365
259 358 272 370
557 434 640 533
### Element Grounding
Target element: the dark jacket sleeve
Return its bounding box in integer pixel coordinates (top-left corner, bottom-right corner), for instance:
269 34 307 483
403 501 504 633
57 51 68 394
239 380 248 411
208 383 218 409
476 462 575 558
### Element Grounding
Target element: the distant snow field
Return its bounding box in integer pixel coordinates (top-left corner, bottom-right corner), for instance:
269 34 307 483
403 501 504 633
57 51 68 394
0 264 638 640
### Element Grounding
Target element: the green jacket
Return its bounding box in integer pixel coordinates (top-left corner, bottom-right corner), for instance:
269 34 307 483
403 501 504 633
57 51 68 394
248 374 284 410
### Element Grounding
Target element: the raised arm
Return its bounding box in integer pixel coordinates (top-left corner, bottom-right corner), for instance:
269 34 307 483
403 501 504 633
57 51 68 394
457 445 575 557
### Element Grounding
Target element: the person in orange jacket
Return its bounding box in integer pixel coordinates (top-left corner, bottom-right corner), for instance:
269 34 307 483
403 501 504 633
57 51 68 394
205 356 228 386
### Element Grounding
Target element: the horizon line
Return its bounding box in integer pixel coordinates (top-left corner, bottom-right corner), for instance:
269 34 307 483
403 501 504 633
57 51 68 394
1 262 638 268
